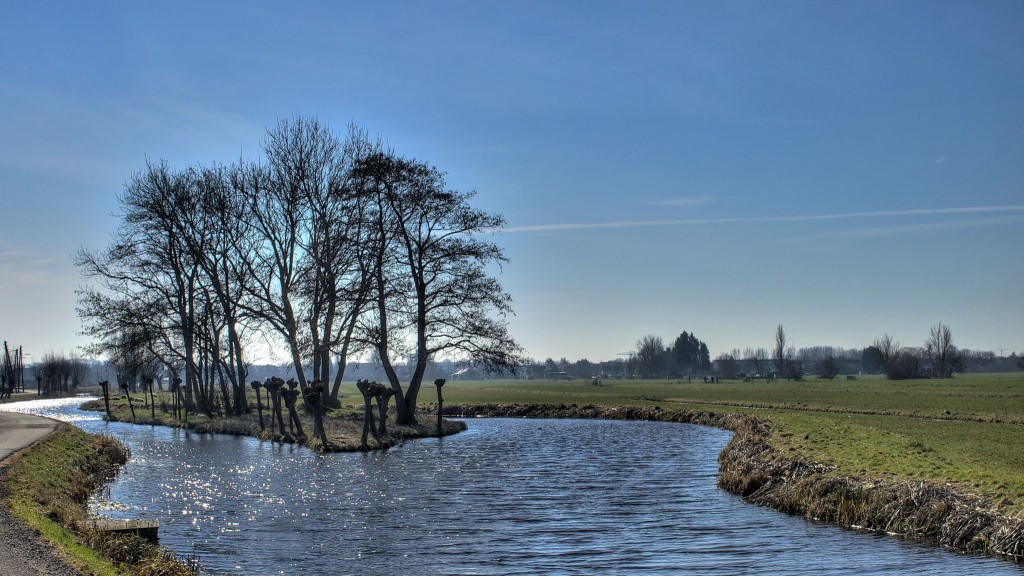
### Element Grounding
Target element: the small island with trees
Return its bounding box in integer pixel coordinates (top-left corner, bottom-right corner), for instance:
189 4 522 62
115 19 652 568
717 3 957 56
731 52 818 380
74 116 525 446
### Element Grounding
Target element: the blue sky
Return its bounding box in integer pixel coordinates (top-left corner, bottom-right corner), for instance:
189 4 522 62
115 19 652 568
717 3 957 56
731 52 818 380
1 0 1022 364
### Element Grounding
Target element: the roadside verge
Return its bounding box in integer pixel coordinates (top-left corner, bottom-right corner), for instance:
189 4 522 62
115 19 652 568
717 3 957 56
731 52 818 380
1 413 195 575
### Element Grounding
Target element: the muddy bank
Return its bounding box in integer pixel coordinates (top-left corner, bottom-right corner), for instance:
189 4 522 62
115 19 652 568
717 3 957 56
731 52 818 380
444 402 1024 562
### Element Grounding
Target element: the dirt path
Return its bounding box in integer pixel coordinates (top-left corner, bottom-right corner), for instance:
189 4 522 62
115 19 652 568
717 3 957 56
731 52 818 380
0 412 83 576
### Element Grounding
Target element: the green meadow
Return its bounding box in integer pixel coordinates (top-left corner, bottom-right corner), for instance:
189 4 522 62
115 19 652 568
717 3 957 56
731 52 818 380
423 373 1024 515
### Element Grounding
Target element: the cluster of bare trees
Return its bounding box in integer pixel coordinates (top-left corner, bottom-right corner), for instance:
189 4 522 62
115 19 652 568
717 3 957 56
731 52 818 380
870 323 963 380
32 352 91 395
76 116 524 424
733 325 802 380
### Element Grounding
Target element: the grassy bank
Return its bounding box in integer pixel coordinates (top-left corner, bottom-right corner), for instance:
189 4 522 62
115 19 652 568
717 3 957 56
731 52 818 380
0 423 194 575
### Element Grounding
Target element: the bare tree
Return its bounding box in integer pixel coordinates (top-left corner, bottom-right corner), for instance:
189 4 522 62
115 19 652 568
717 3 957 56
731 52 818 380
924 322 962 378
773 324 787 377
873 333 925 380
352 151 525 423
814 355 839 380
34 352 90 394
635 335 664 379
873 334 900 375
76 159 265 414
236 118 378 406
744 347 769 377
78 117 524 425
99 329 163 394
236 122 321 400
187 165 256 413
75 161 211 411
295 124 381 406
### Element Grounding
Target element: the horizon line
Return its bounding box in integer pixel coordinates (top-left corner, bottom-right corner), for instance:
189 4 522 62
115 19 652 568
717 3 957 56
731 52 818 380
499 205 1024 234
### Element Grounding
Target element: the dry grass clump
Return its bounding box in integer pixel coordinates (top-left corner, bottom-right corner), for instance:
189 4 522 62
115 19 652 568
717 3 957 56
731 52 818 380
86 531 197 576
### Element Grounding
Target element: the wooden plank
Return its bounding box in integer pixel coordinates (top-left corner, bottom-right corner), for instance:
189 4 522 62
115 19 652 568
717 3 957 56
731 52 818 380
90 519 159 543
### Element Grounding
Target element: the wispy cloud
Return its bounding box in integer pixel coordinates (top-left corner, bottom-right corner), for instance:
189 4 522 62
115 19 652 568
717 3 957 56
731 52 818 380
0 249 65 291
501 205 1024 234
646 196 713 208
761 213 1024 251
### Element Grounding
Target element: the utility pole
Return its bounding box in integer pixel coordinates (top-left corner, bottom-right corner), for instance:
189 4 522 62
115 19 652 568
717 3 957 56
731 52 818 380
2 342 14 393
17 347 25 393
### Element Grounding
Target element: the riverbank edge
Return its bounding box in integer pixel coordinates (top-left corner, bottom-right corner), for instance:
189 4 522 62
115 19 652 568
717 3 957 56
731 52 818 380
440 402 1024 563
79 398 468 452
0 422 195 575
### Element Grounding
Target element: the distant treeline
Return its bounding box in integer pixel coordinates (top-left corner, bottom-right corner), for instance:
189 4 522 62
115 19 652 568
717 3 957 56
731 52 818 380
523 324 1024 381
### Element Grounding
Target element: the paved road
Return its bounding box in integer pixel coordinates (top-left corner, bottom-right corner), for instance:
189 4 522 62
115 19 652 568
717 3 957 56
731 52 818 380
0 410 82 576
0 411 58 462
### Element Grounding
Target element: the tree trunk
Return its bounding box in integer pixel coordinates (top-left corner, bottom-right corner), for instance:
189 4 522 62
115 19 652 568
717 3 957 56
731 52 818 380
252 383 265 432
99 381 112 419
356 380 380 448
376 389 394 437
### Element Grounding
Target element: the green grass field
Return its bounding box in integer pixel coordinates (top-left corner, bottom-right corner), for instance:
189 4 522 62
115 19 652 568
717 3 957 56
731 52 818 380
403 373 1024 515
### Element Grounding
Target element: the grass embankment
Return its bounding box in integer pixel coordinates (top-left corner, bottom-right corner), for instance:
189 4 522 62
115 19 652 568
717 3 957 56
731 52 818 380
0 423 194 575
81 388 465 452
436 373 1024 559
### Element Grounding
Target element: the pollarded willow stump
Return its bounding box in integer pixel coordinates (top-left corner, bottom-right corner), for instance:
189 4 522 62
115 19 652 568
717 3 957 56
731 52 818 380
98 380 112 418
250 380 265 431
376 387 395 437
264 377 288 434
120 381 137 422
282 386 306 440
356 380 384 448
434 378 446 436
303 381 330 448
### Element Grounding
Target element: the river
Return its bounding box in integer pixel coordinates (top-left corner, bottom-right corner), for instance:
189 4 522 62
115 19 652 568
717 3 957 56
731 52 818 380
3 397 1021 575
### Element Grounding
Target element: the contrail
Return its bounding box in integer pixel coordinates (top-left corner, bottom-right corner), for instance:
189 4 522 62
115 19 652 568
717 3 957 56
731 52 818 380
500 205 1024 234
